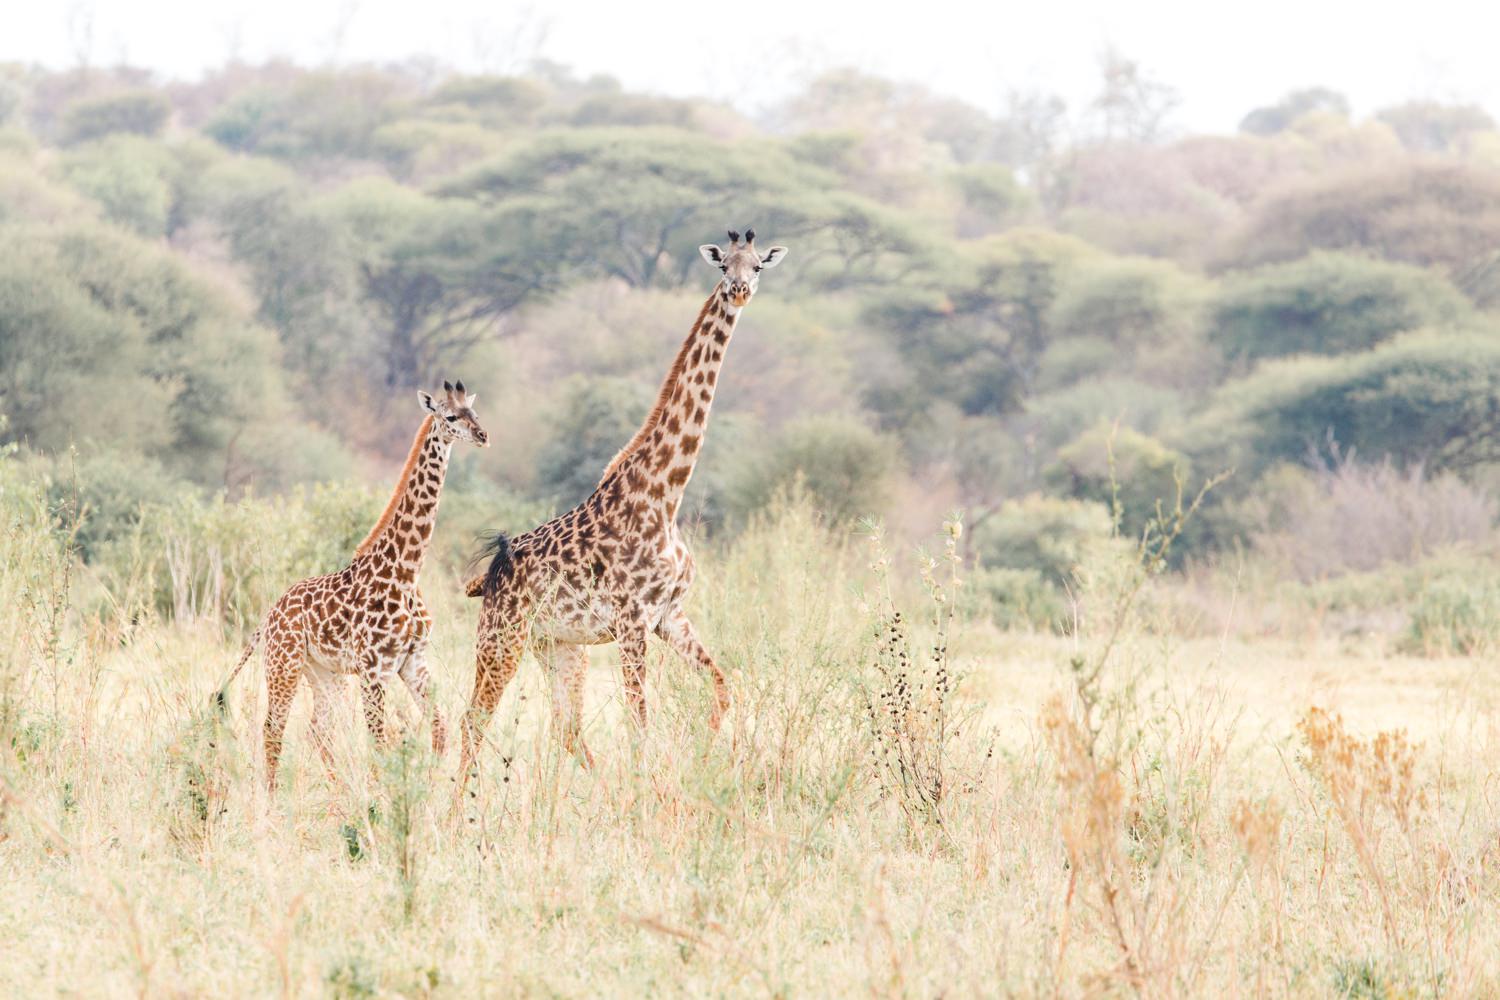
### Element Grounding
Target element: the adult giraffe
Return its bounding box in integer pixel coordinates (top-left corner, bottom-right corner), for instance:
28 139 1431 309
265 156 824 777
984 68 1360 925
221 380 489 791
458 229 788 776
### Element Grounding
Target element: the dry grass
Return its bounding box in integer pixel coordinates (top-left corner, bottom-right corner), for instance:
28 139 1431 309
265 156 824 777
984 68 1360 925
3 486 1499 997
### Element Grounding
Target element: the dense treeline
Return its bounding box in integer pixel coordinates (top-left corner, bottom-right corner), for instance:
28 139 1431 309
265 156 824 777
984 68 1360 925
2 59 1498 627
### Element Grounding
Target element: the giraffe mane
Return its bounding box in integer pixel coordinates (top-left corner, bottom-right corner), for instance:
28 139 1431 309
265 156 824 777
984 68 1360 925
599 295 716 483
355 414 437 557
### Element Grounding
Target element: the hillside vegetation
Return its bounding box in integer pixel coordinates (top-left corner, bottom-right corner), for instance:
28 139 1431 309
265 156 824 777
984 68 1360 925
4 62 1500 640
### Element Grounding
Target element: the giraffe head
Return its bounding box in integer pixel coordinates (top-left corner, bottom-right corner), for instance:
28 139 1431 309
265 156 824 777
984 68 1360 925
418 379 490 447
698 228 788 308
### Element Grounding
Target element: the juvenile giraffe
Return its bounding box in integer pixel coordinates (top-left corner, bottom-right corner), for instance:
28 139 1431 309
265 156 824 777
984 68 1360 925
457 229 788 779
221 381 489 790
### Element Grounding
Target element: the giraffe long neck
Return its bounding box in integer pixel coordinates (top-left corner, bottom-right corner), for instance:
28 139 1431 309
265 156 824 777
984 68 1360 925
354 415 452 584
601 285 741 519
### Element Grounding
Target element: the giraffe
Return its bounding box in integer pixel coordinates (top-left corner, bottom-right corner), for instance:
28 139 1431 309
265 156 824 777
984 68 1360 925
219 380 489 791
456 229 788 780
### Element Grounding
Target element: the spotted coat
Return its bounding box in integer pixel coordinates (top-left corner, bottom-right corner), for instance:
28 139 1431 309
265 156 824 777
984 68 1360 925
458 232 788 774
224 383 488 790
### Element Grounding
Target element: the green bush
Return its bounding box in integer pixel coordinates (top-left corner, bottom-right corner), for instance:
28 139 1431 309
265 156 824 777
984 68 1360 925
126 482 382 626
533 376 652 507
60 91 169 145
1186 329 1500 478
1022 377 1186 455
1044 424 1191 542
1211 252 1472 362
728 415 896 526
967 566 1068 631
969 495 1115 583
1048 256 1206 346
204 72 407 160
1400 576 1500 656
60 135 179 237
1226 162 1500 271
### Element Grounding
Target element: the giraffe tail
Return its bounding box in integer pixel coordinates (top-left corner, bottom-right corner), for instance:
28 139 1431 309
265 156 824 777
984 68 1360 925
467 531 515 600
214 625 263 716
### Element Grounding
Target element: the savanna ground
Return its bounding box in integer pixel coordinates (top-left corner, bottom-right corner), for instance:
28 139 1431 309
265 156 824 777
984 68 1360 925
3 463 1499 1000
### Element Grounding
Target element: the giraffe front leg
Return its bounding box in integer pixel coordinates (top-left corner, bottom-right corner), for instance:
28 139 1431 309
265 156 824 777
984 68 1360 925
398 644 447 757
617 624 650 730
656 606 730 733
360 668 392 750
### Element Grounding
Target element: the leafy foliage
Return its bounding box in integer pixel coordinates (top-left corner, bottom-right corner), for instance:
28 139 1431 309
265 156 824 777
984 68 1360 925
1226 162 1500 270
59 91 169 145
1187 330 1500 477
728 415 897 526
1211 252 1472 362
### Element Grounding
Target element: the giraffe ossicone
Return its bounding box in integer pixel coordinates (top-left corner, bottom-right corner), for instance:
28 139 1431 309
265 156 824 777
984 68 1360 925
457 229 789 780
219 380 489 792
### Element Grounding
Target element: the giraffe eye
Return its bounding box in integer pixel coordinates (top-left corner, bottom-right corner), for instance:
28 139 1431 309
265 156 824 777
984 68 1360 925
445 415 458 422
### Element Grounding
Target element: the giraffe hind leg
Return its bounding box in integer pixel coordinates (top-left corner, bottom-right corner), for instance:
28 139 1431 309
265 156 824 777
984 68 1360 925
262 639 303 793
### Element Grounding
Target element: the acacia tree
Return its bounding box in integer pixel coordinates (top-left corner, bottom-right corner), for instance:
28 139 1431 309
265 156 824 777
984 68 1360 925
864 228 1095 423
437 128 931 291
326 180 562 390
1211 252 1473 363
1187 330 1500 476
1225 162 1500 272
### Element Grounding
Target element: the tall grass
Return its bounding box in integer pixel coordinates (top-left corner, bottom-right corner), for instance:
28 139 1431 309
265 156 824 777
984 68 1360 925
2 452 1499 995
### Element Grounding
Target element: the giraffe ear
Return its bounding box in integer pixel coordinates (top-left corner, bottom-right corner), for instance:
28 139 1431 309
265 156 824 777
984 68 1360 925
418 391 438 414
759 246 788 268
699 244 725 267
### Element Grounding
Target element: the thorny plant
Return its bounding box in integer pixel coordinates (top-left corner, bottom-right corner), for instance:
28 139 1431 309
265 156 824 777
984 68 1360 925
862 516 989 836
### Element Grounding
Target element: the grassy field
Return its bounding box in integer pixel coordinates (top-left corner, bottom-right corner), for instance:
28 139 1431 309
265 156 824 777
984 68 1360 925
3 494 1499 998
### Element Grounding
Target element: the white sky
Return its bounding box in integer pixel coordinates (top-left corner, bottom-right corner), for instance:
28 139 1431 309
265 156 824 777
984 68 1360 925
5 0 1499 133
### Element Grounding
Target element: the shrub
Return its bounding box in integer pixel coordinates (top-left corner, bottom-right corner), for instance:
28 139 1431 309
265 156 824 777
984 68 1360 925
60 135 178 237
59 91 169 145
204 72 408 160
1375 100 1496 154
969 494 1115 583
727 415 897 526
532 376 652 508
1239 88 1350 135
1048 256 1206 346
1400 576 1500 656
1021 377 1187 455
967 566 1067 631
1185 330 1500 478
1225 162 1500 271
1044 423 1191 542
1211 252 1472 363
